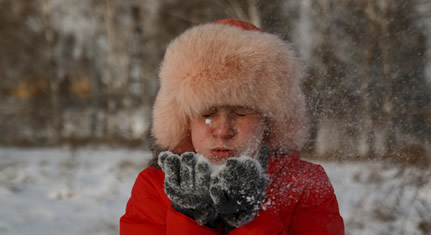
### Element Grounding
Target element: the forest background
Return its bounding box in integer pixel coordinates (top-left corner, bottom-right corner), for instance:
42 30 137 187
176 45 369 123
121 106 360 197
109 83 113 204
0 1 431 234
1 0 430 162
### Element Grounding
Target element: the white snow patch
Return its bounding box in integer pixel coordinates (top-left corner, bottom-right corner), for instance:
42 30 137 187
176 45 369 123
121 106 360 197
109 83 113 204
1 147 429 235
0 147 151 235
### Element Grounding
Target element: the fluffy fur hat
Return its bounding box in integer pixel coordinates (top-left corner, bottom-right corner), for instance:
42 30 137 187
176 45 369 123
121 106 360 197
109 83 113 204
152 19 308 152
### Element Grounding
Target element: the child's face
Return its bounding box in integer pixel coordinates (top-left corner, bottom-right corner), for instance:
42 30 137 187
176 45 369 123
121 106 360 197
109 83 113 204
190 106 266 165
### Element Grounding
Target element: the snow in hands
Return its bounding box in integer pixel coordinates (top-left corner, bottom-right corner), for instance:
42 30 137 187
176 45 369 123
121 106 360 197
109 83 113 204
210 155 268 228
158 149 269 228
158 152 218 226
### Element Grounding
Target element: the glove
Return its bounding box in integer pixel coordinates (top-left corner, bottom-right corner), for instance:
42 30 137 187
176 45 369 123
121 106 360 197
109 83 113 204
209 146 269 230
158 151 218 227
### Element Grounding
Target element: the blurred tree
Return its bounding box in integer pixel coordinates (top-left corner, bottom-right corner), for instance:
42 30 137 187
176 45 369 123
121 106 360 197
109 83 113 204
0 0 53 144
0 0 428 155
303 0 428 159
41 0 62 143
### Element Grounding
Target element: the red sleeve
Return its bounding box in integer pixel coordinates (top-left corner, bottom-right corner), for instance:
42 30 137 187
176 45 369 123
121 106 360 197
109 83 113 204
288 165 344 235
120 166 220 235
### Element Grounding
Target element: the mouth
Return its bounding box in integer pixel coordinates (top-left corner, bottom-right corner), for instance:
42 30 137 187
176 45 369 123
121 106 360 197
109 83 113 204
210 148 236 158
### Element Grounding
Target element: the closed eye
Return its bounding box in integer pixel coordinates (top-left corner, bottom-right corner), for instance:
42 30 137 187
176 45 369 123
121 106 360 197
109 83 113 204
232 107 256 116
201 107 217 118
233 112 247 117
202 113 215 118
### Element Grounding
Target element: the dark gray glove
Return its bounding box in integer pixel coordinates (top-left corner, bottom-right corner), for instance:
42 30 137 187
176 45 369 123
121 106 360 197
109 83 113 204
209 146 269 230
158 152 218 226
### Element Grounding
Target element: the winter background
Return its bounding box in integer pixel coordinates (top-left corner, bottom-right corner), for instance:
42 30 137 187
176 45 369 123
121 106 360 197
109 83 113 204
1 0 431 234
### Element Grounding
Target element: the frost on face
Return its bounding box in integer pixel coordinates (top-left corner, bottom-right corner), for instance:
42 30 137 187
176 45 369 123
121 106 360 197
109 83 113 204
205 118 211 125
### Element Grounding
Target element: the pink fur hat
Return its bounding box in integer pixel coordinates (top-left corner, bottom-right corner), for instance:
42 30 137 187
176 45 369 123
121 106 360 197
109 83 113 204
152 19 308 152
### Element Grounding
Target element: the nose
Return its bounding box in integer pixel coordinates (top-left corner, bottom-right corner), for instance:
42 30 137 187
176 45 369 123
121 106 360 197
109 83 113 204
211 113 235 140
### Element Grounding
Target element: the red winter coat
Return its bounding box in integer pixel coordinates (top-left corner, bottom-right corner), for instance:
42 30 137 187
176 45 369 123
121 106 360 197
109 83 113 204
120 152 344 234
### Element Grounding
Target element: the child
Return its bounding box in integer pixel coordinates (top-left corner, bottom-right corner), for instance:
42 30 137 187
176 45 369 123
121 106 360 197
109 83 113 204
120 18 344 234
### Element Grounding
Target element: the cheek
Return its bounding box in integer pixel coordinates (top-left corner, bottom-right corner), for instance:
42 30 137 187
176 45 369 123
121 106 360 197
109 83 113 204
237 118 265 142
190 121 209 152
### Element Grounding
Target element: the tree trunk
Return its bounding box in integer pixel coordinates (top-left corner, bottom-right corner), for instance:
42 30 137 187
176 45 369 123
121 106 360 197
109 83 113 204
378 0 394 156
42 0 62 143
359 0 377 158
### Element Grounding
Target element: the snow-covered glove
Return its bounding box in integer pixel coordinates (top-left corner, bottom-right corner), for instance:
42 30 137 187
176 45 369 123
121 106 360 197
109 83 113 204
209 146 269 230
158 152 218 227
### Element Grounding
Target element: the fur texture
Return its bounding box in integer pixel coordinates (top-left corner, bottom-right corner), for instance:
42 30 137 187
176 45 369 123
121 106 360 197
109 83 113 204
152 21 308 152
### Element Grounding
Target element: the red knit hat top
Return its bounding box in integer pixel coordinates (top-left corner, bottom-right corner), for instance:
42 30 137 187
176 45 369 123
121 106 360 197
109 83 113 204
212 18 264 32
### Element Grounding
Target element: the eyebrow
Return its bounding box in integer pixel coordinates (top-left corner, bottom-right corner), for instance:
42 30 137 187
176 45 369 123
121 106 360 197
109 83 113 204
230 105 250 110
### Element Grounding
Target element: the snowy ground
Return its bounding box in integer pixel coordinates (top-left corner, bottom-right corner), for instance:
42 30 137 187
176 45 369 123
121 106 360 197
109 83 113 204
0 147 430 235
